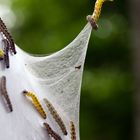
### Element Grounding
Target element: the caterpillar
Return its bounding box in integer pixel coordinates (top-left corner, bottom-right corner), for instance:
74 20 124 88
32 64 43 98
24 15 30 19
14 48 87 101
0 76 13 112
44 122 62 140
0 49 4 60
23 90 47 119
3 39 10 68
87 0 113 29
0 18 16 54
70 121 76 140
44 98 68 135
92 0 113 22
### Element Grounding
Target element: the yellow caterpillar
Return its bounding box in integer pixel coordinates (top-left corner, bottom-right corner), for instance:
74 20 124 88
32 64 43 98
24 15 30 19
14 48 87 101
44 98 68 135
70 121 76 140
92 0 113 22
23 91 47 119
0 49 4 59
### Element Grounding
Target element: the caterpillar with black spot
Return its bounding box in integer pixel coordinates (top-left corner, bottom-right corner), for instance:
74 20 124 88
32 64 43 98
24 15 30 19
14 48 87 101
44 122 62 140
0 76 13 112
70 121 76 140
0 18 16 54
23 91 47 119
44 98 68 135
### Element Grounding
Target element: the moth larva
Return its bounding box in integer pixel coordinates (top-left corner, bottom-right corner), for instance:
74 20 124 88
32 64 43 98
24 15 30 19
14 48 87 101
0 76 13 112
70 121 76 140
23 90 47 119
3 39 10 68
0 49 4 60
44 98 68 135
44 122 62 140
87 0 112 29
0 18 16 54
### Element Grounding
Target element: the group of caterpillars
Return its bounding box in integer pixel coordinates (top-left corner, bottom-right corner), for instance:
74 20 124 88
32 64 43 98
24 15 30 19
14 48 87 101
0 0 112 139
23 90 76 140
0 75 76 140
0 16 76 140
0 18 16 68
0 18 16 109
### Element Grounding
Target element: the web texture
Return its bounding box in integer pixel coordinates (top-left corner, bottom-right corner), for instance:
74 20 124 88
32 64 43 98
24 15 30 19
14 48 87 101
0 23 92 140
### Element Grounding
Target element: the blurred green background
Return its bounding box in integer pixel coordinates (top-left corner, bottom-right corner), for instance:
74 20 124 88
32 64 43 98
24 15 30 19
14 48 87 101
0 0 133 139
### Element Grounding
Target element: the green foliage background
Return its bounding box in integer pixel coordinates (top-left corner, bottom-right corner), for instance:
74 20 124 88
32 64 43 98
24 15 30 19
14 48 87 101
3 0 133 139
